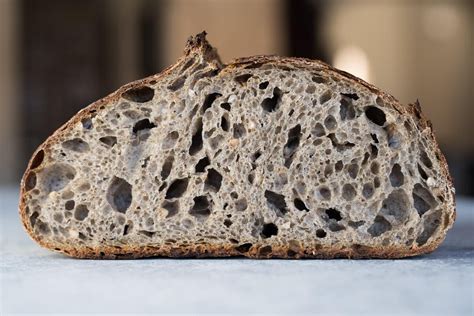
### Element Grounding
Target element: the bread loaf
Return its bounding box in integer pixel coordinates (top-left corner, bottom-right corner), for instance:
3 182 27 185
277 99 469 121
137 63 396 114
19 32 455 259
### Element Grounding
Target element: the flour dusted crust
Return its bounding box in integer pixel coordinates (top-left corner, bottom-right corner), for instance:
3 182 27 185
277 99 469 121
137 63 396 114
19 32 455 259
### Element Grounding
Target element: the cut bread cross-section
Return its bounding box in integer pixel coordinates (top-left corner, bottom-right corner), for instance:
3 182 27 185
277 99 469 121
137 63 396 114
19 32 455 259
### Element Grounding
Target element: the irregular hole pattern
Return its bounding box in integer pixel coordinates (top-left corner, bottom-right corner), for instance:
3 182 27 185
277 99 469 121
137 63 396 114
165 178 189 199
312 123 325 137
25 172 37 191
162 131 179 150
261 223 278 238
74 204 89 221
379 189 410 223
99 136 117 147
362 183 374 199
205 168 223 192
133 119 156 134
106 176 132 214
420 149 433 169
261 87 282 112
325 208 342 221
122 86 154 103
319 90 332 104
202 93 222 114
365 106 386 126
162 200 179 218
221 116 229 131
264 190 288 216
161 156 174 180
234 74 253 85
389 164 404 187
30 150 44 169
416 209 442 246
62 138 90 153
283 124 302 168
189 118 203 155
41 164 76 193
342 184 356 201
195 156 210 173
340 97 356 120
235 243 253 253
190 196 211 218
367 215 392 237
233 123 246 138
413 183 437 216
294 198 309 211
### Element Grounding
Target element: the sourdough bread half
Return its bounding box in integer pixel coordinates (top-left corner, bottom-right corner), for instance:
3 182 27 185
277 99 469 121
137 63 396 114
19 32 455 259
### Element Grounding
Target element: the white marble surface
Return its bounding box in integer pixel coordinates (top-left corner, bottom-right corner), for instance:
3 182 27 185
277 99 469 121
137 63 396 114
1 187 473 315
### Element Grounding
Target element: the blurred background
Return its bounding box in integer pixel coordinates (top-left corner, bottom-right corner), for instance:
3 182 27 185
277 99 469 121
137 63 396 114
0 0 472 195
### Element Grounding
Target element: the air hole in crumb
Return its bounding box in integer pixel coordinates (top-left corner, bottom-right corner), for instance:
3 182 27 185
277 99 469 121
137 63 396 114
220 102 231 111
162 131 179 150
122 86 154 102
370 144 378 158
41 164 76 193
259 81 269 89
413 183 436 216
189 196 211 218
189 118 203 155
133 119 156 134
106 177 132 214
283 124 302 168
389 164 404 187
62 138 89 153
205 168 223 192
342 184 356 201
81 118 93 130
235 243 253 253
374 177 381 188
420 149 433 169
319 90 332 104
29 211 39 228
259 245 273 256
370 161 380 174
329 222 346 232
312 123 325 137
365 106 386 126
324 115 337 130
371 133 379 143
221 116 229 131
348 163 359 179
418 164 428 180
74 204 89 221
65 200 75 210
30 150 45 169
161 156 174 180
165 178 189 199
261 223 278 238
362 183 374 199
368 215 392 237
341 93 359 100
195 156 210 173
316 229 327 238
25 171 37 191
340 97 356 120
318 186 331 200
233 123 246 138
348 220 365 228
335 161 344 172
123 223 131 235
325 208 342 221
379 189 410 224
235 198 248 211
162 200 179 218
386 124 401 149
167 76 186 91
416 209 442 246
264 190 288 216
294 198 309 211
312 75 327 84
261 87 282 112
99 136 117 147
224 219 233 228
234 73 253 85
202 93 222 114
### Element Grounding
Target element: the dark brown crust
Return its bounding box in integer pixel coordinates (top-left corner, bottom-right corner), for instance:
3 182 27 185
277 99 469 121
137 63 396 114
19 32 456 259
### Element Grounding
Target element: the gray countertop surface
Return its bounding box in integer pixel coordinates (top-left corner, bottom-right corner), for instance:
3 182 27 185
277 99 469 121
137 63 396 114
1 187 473 315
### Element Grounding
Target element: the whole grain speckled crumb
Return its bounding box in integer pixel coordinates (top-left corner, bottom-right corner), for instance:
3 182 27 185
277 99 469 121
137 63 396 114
19 32 455 259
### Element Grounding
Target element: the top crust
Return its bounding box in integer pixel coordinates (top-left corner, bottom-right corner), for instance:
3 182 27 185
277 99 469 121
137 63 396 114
18 32 456 259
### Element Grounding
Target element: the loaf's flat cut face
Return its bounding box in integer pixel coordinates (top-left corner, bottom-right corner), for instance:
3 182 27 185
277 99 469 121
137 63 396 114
20 33 455 259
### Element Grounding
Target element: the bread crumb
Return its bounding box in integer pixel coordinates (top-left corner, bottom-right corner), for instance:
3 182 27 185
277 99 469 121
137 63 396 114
228 138 240 148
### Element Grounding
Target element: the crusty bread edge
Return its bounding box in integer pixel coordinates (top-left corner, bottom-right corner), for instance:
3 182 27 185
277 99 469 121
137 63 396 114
18 32 456 259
